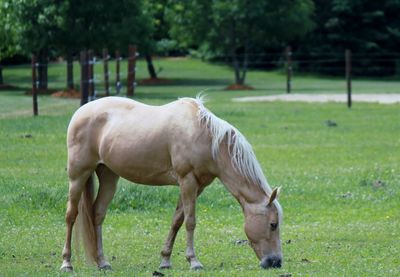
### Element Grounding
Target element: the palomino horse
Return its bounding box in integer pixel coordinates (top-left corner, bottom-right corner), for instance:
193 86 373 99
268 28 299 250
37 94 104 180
60 96 283 271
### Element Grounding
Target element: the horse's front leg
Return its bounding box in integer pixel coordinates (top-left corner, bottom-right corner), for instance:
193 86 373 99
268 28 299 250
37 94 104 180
160 195 184 269
160 186 205 269
179 172 203 270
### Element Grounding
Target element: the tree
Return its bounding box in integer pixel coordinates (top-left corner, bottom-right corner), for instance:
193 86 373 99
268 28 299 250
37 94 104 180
54 0 153 89
12 0 67 89
326 0 400 52
168 0 314 85
0 0 20 84
297 0 400 75
10 0 153 90
142 0 168 79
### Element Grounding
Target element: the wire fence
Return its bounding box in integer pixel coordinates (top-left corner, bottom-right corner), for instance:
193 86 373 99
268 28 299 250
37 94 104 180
1 59 132 92
1 47 400 115
209 51 400 76
3 51 399 91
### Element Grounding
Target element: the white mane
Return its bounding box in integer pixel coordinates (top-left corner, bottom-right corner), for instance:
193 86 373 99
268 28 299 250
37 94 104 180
193 95 272 195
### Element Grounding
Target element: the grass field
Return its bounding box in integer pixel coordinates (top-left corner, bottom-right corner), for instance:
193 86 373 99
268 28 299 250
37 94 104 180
0 58 399 276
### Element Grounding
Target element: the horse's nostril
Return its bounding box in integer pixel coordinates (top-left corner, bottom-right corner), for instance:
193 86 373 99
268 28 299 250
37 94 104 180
272 258 282 268
260 256 282 269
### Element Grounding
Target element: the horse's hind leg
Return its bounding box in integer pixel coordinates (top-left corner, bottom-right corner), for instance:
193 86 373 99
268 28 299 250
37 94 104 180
93 164 119 270
160 185 205 269
61 171 92 272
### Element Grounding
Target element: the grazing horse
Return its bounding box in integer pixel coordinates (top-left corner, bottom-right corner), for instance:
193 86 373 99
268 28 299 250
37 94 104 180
60 96 283 271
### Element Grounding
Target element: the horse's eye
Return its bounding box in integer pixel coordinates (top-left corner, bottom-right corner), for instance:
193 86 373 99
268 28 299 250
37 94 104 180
270 223 278 231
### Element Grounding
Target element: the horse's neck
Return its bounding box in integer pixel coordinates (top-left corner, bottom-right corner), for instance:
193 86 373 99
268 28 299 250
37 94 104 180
215 141 268 208
218 165 267 207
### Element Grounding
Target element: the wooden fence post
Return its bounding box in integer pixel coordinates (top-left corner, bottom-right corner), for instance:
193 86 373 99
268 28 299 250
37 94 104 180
66 53 74 90
31 54 38 116
80 50 89 106
127 45 137 97
286 46 292 94
345 49 352 108
103 48 110 96
88 50 95 100
115 50 121 94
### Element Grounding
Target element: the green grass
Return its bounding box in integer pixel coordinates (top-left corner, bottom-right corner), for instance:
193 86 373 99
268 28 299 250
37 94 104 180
0 58 399 276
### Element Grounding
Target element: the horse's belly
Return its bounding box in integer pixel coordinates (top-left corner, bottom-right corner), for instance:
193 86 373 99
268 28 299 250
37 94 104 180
99 132 177 185
111 164 177 185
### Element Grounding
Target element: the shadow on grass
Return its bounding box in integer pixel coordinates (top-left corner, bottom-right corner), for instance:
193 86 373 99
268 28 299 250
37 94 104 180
0 85 25 92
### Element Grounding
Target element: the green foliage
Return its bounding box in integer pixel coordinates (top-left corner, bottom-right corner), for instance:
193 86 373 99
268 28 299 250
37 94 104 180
0 0 20 59
11 0 67 53
168 0 314 53
297 0 400 75
326 0 398 52
5 0 153 56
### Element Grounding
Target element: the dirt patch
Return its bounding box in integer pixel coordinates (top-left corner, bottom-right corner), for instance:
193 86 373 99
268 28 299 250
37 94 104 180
51 89 80 99
226 84 254 90
138 78 173 85
25 89 58 95
233 93 400 104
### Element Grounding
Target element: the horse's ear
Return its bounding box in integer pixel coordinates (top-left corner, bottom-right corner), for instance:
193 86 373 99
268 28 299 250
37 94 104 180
268 187 280 206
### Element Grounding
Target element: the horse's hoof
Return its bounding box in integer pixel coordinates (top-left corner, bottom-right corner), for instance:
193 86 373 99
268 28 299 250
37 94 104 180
98 263 112 270
159 258 172 269
159 264 172 270
190 263 203 270
159 261 172 269
60 265 73 272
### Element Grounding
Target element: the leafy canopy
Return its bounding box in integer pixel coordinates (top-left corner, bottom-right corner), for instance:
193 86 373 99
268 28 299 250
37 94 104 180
168 0 315 54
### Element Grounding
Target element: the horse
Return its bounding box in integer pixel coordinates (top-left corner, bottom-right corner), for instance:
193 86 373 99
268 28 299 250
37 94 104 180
60 96 283 272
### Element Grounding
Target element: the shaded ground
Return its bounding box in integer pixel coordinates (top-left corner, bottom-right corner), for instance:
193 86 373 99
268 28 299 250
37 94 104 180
233 93 400 104
138 78 173 85
225 84 254 90
0 84 17 90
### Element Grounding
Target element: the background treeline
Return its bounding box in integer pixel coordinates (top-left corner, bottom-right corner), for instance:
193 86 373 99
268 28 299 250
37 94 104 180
1 0 399 86
295 0 400 76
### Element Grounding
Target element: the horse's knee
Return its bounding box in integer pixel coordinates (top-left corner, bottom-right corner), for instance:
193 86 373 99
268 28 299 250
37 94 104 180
65 209 78 224
94 207 107 226
65 201 79 224
161 249 172 257
185 216 196 231
94 214 105 226
172 214 184 229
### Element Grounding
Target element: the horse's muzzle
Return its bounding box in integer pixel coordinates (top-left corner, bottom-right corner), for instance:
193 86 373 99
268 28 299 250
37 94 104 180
260 255 282 269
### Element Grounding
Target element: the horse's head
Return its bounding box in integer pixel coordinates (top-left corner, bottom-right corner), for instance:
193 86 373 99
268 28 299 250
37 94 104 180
244 187 283 269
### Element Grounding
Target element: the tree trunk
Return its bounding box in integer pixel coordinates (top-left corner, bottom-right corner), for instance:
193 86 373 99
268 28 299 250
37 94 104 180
38 49 48 90
0 64 3 85
229 20 243 85
145 54 157 79
233 59 242 85
231 50 244 85
239 39 250 85
66 52 74 89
